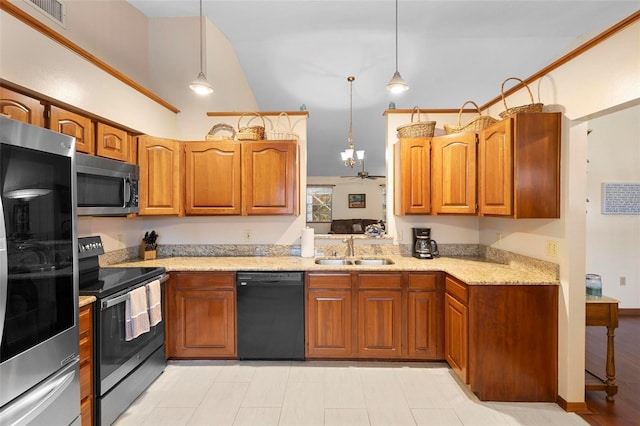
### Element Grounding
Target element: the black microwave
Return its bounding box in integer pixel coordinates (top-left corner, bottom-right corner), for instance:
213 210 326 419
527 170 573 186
76 152 139 216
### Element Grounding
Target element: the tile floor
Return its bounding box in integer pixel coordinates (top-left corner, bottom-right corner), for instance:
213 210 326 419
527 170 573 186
113 361 587 426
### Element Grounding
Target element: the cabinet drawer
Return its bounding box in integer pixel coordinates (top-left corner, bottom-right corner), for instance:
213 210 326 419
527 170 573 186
80 360 92 399
445 276 468 304
79 333 91 364
408 273 438 290
307 273 351 289
80 395 92 426
79 305 92 333
358 273 403 289
174 272 235 290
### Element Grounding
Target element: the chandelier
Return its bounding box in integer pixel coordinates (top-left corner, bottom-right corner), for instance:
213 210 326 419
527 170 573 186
340 76 365 168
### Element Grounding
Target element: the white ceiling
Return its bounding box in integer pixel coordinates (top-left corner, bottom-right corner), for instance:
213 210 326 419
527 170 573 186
128 0 639 176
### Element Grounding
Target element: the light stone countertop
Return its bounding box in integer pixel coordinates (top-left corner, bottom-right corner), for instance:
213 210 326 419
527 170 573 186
79 295 96 307
112 255 559 285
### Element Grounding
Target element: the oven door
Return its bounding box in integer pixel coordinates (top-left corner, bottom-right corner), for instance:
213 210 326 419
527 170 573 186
95 279 166 396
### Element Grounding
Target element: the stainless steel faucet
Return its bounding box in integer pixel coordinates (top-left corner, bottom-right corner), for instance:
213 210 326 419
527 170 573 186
343 235 355 257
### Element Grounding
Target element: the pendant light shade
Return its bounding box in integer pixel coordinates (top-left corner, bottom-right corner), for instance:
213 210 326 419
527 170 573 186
190 0 213 95
387 0 409 94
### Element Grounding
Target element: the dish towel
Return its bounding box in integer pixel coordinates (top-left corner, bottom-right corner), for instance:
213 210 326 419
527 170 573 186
125 286 150 341
146 279 162 327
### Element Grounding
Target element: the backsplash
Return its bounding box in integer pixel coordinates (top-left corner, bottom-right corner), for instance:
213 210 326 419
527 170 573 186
99 242 558 280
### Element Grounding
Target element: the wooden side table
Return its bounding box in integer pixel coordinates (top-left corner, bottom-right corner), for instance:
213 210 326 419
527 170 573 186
585 295 619 401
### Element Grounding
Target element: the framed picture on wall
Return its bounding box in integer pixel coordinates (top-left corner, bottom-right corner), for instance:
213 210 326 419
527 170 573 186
348 193 366 208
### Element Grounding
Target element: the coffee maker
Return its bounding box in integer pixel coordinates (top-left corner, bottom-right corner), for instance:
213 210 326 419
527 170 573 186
412 227 439 259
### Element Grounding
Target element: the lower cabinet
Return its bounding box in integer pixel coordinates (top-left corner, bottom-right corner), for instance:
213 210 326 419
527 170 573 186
445 275 559 402
167 272 236 358
306 273 353 358
78 303 93 426
306 271 443 360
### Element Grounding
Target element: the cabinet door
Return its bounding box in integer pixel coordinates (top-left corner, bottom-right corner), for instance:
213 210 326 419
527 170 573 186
357 290 402 358
306 289 353 358
138 136 183 215
242 140 298 215
431 132 477 214
49 106 94 155
167 272 236 358
78 304 93 426
478 119 513 216
394 138 431 215
445 293 468 383
408 291 439 359
0 87 43 126
96 122 129 161
185 142 241 215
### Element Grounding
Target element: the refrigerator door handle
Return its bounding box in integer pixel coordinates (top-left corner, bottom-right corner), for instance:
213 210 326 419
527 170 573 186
0 195 7 346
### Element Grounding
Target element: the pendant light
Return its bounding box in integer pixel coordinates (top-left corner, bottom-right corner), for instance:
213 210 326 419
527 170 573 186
386 0 409 94
341 76 365 168
189 0 214 95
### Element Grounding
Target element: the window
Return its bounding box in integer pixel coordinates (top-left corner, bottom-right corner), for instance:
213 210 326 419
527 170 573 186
306 185 333 222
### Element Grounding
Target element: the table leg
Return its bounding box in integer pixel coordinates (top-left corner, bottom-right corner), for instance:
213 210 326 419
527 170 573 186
605 325 618 401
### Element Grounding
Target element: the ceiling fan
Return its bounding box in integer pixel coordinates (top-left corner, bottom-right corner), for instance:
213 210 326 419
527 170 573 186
340 159 385 180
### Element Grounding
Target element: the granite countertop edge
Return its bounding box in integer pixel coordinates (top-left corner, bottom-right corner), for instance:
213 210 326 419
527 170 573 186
110 255 559 286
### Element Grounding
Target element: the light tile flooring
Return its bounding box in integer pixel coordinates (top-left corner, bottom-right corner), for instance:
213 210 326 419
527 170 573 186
113 361 587 426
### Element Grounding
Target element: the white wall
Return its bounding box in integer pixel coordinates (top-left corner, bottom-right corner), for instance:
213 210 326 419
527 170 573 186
586 105 640 308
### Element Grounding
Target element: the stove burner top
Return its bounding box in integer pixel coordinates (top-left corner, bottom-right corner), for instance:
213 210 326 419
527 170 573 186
79 266 166 298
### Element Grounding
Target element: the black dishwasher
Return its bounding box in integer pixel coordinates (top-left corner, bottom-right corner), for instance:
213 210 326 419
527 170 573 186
236 271 305 360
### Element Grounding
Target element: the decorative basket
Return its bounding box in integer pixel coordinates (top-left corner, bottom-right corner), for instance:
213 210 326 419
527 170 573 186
205 123 236 141
499 77 544 119
396 106 436 138
265 112 299 140
444 101 498 134
237 112 266 140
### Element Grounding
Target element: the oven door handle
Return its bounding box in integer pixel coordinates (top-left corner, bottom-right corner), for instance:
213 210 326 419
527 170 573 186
101 274 168 310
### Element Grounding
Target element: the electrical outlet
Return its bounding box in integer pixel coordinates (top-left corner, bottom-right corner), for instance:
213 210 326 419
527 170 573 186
116 233 123 244
496 233 502 246
397 230 403 242
545 240 558 258
620 276 627 286
244 229 252 242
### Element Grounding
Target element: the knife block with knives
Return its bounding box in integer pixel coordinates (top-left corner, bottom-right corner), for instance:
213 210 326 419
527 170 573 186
140 230 158 260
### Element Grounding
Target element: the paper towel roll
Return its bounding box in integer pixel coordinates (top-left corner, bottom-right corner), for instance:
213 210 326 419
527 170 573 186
301 227 315 258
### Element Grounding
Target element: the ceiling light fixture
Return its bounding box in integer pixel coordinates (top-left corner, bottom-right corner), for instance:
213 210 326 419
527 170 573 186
341 76 365 168
189 0 213 95
386 0 409 94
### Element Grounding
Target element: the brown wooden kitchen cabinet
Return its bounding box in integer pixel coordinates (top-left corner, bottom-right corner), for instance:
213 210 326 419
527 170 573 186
79 303 94 426
137 135 183 215
184 141 242 215
49 106 94 154
431 132 477 214
167 272 236 358
445 274 558 401
478 112 561 218
407 272 444 360
0 86 44 126
444 276 469 383
306 273 353 358
357 273 403 359
242 140 298 215
96 122 130 162
394 138 431 215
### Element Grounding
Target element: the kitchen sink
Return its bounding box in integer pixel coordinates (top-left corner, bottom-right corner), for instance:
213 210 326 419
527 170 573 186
314 258 353 265
353 258 395 265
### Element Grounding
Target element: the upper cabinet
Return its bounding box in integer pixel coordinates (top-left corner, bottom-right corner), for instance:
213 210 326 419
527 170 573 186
0 87 43 126
184 141 242 215
96 122 130 162
478 112 561 218
242 140 298 215
138 136 183 216
431 132 477 215
49 106 94 154
394 138 431 215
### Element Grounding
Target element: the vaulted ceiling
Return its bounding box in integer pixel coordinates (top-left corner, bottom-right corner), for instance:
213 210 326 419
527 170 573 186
128 1 639 176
